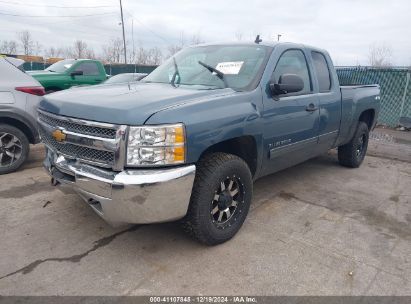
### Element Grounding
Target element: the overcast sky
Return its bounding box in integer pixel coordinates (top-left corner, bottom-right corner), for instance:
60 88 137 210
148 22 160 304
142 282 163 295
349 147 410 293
0 0 410 65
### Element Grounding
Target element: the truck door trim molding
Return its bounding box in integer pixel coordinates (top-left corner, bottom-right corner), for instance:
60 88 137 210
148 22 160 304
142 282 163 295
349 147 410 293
319 130 338 141
318 130 339 148
269 137 317 159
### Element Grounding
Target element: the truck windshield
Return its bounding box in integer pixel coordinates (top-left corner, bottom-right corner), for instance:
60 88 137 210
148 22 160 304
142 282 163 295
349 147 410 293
46 59 76 73
143 45 272 91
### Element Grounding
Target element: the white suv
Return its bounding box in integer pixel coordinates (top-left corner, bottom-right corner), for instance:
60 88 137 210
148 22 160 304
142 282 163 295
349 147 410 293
0 57 45 174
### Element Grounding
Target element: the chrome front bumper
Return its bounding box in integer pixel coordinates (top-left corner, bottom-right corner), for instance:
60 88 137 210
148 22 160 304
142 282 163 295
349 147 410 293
44 147 196 226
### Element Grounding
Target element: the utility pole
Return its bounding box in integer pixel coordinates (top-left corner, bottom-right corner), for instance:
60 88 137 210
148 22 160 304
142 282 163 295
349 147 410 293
132 18 136 71
119 0 127 64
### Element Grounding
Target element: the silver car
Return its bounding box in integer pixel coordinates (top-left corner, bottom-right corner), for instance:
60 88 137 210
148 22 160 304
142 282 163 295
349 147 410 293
103 72 148 84
0 57 45 174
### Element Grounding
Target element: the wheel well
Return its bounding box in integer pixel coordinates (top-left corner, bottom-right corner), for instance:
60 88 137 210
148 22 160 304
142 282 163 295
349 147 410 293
199 136 258 177
359 109 375 130
0 117 35 143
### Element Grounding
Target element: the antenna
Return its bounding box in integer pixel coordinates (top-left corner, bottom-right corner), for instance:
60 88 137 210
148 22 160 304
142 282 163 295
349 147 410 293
254 35 262 44
119 0 127 64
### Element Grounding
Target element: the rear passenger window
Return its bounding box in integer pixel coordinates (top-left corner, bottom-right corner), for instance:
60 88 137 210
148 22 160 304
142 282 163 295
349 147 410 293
272 49 311 95
311 52 331 92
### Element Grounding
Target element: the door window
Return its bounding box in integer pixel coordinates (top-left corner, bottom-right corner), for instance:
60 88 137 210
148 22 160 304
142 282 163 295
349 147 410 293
272 49 311 95
73 62 99 76
311 51 331 92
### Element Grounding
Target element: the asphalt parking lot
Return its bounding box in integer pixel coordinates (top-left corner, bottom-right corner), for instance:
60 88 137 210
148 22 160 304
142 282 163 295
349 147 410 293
0 131 410 296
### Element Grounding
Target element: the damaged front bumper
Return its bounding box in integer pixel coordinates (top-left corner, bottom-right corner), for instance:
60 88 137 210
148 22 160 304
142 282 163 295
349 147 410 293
44 147 196 226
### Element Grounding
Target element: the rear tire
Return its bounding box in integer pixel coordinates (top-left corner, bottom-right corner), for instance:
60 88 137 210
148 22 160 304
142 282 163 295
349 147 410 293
338 121 369 168
182 153 253 246
0 124 30 174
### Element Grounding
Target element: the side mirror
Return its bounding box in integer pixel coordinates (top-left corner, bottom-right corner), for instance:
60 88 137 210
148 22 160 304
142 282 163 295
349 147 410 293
70 70 83 77
270 74 304 96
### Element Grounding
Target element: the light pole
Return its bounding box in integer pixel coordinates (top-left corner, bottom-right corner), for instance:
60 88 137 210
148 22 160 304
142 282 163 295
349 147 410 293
119 0 127 64
277 34 282 41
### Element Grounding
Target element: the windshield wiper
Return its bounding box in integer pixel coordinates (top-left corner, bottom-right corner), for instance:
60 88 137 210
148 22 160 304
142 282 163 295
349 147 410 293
170 57 180 87
198 61 228 88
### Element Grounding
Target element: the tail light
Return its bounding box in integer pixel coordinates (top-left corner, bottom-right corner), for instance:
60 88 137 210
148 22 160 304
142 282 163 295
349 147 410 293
15 86 46 96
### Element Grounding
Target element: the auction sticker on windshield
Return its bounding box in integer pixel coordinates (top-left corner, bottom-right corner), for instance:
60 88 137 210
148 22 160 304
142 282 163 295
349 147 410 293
216 61 244 74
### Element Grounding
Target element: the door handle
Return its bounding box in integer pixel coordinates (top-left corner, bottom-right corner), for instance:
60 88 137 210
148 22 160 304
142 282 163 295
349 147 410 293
305 104 318 112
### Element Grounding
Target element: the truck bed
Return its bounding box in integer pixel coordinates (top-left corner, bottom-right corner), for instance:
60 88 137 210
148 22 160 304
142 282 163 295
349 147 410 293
337 84 380 146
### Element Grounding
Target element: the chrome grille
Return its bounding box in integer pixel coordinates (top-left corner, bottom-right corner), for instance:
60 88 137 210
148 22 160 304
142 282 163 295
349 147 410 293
38 111 116 139
38 110 127 170
39 127 115 165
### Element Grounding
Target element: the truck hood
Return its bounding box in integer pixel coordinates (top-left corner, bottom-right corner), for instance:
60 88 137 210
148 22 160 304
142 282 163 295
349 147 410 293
39 82 236 125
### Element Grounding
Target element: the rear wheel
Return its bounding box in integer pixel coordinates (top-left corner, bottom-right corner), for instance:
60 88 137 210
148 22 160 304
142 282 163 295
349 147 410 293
338 121 369 168
0 124 30 174
182 152 253 245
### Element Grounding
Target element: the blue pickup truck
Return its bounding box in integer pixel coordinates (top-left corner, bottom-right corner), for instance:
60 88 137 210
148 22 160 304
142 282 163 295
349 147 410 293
38 41 380 245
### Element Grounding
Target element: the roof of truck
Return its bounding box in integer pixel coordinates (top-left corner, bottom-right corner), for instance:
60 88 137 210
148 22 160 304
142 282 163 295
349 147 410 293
193 41 328 54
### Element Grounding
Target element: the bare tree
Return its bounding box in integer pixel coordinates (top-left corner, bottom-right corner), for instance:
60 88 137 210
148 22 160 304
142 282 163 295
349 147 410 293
136 46 149 65
148 47 162 65
102 45 114 63
85 49 96 60
167 31 187 57
129 44 162 66
167 45 182 57
128 46 136 64
33 41 42 56
45 47 64 58
235 30 244 41
62 46 74 58
128 40 140 64
72 40 88 58
368 43 393 67
18 30 34 55
0 40 18 54
102 38 125 63
178 31 186 48
190 32 204 46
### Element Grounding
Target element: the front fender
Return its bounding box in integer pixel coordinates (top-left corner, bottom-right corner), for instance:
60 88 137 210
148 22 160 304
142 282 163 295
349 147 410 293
145 89 265 172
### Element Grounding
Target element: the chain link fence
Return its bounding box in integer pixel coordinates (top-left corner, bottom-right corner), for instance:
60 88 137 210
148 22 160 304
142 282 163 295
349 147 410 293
336 67 411 127
103 63 157 75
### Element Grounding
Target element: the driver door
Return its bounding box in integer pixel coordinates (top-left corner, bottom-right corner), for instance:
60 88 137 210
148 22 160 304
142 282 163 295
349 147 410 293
261 48 320 175
70 62 102 86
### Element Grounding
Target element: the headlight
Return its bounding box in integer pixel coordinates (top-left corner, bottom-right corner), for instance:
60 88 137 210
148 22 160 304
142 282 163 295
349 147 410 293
127 123 186 166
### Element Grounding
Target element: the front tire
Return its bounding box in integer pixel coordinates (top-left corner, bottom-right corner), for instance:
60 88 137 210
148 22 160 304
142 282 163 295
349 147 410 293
0 124 30 174
338 121 369 168
182 153 253 245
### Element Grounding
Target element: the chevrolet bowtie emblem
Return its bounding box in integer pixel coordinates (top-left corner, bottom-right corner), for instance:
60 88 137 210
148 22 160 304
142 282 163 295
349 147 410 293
52 129 66 142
